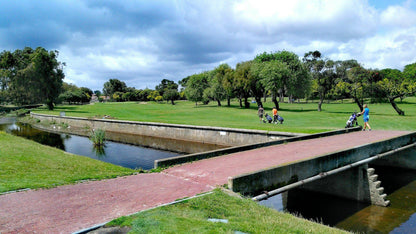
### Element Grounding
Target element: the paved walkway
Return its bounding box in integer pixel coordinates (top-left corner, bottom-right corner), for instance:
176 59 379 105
0 130 410 233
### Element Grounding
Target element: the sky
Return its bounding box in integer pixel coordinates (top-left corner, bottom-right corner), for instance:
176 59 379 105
1 0 416 91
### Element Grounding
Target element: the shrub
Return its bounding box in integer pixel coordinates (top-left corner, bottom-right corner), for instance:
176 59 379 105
90 129 106 146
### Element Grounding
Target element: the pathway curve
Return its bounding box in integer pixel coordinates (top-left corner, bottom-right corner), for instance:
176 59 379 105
0 130 410 233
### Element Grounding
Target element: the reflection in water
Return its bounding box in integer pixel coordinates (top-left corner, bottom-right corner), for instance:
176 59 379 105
0 121 185 170
337 166 416 233
92 144 106 157
260 165 416 233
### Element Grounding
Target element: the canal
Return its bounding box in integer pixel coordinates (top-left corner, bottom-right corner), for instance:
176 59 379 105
0 117 224 170
260 165 416 233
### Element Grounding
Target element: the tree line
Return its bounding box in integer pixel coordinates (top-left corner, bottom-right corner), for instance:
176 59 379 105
1 47 415 115
181 50 416 115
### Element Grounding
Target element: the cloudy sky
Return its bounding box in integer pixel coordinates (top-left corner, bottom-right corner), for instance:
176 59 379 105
1 0 416 91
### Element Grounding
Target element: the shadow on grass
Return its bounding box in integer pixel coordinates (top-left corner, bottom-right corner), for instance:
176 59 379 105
189 103 318 113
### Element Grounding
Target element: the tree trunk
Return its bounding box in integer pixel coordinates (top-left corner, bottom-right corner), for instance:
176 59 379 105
227 97 231 107
271 94 279 110
353 97 363 112
244 97 250 108
389 97 405 115
272 98 279 110
46 99 54 110
170 99 175 105
238 97 243 108
317 94 324 112
217 99 221 106
255 97 262 108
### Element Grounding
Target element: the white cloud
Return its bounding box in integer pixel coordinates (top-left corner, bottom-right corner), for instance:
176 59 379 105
2 0 416 91
380 5 416 28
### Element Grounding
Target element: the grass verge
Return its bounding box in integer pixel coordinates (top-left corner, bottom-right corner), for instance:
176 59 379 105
0 131 137 193
104 189 348 233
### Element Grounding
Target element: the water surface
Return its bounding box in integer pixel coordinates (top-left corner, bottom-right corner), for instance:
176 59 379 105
260 165 416 233
1 119 180 170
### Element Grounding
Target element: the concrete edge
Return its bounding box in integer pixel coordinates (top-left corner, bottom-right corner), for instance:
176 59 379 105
228 130 416 196
30 112 300 137
155 126 363 168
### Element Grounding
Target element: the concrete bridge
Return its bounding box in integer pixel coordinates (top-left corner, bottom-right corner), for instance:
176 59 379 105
163 129 416 207
231 130 416 207
1 128 415 233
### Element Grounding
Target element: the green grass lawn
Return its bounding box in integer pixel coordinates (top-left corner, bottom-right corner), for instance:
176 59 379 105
105 189 348 234
0 131 137 193
33 97 416 133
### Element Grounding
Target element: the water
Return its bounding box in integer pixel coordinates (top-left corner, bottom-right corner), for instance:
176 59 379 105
0 119 180 170
260 165 416 233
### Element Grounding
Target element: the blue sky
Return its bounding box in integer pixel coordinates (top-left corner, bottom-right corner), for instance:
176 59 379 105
1 0 415 91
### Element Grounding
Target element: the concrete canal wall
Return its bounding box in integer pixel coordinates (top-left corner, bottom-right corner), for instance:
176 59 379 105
30 113 303 147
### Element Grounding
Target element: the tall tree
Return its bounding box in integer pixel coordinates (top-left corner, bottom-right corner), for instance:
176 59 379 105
256 60 290 109
346 65 371 111
184 72 210 106
234 61 253 108
204 64 233 106
5 47 65 109
303 51 339 111
254 51 310 109
103 79 127 98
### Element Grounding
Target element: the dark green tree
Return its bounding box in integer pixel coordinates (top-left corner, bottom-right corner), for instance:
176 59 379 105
5 47 65 109
103 79 127 98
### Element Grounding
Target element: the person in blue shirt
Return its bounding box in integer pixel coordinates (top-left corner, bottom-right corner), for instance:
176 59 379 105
360 104 371 131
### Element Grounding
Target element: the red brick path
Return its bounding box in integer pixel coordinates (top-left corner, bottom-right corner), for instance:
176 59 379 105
0 130 410 233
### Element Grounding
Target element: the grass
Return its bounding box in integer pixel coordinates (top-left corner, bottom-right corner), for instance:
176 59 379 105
105 189 348 234
0 131 137 193
32 97 416 134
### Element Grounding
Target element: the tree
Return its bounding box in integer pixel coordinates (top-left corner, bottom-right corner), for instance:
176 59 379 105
376 68 416 115
103 79 127 98
156 79 179 105
253 51 310 109
234 61 253 108
346 65 371 111
4 47 65 110
403 62 416 82
94 90 102 97
209 63 234 106
163 89 179 105
256 60 291 109
184 72 210 106
304 51 339 111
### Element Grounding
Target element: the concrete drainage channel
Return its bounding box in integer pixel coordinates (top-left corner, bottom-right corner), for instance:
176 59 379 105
30 113 304 147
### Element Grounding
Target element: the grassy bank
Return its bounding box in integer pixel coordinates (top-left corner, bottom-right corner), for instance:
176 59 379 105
0 131 137 193
105 189 348 234
32 98 416 134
